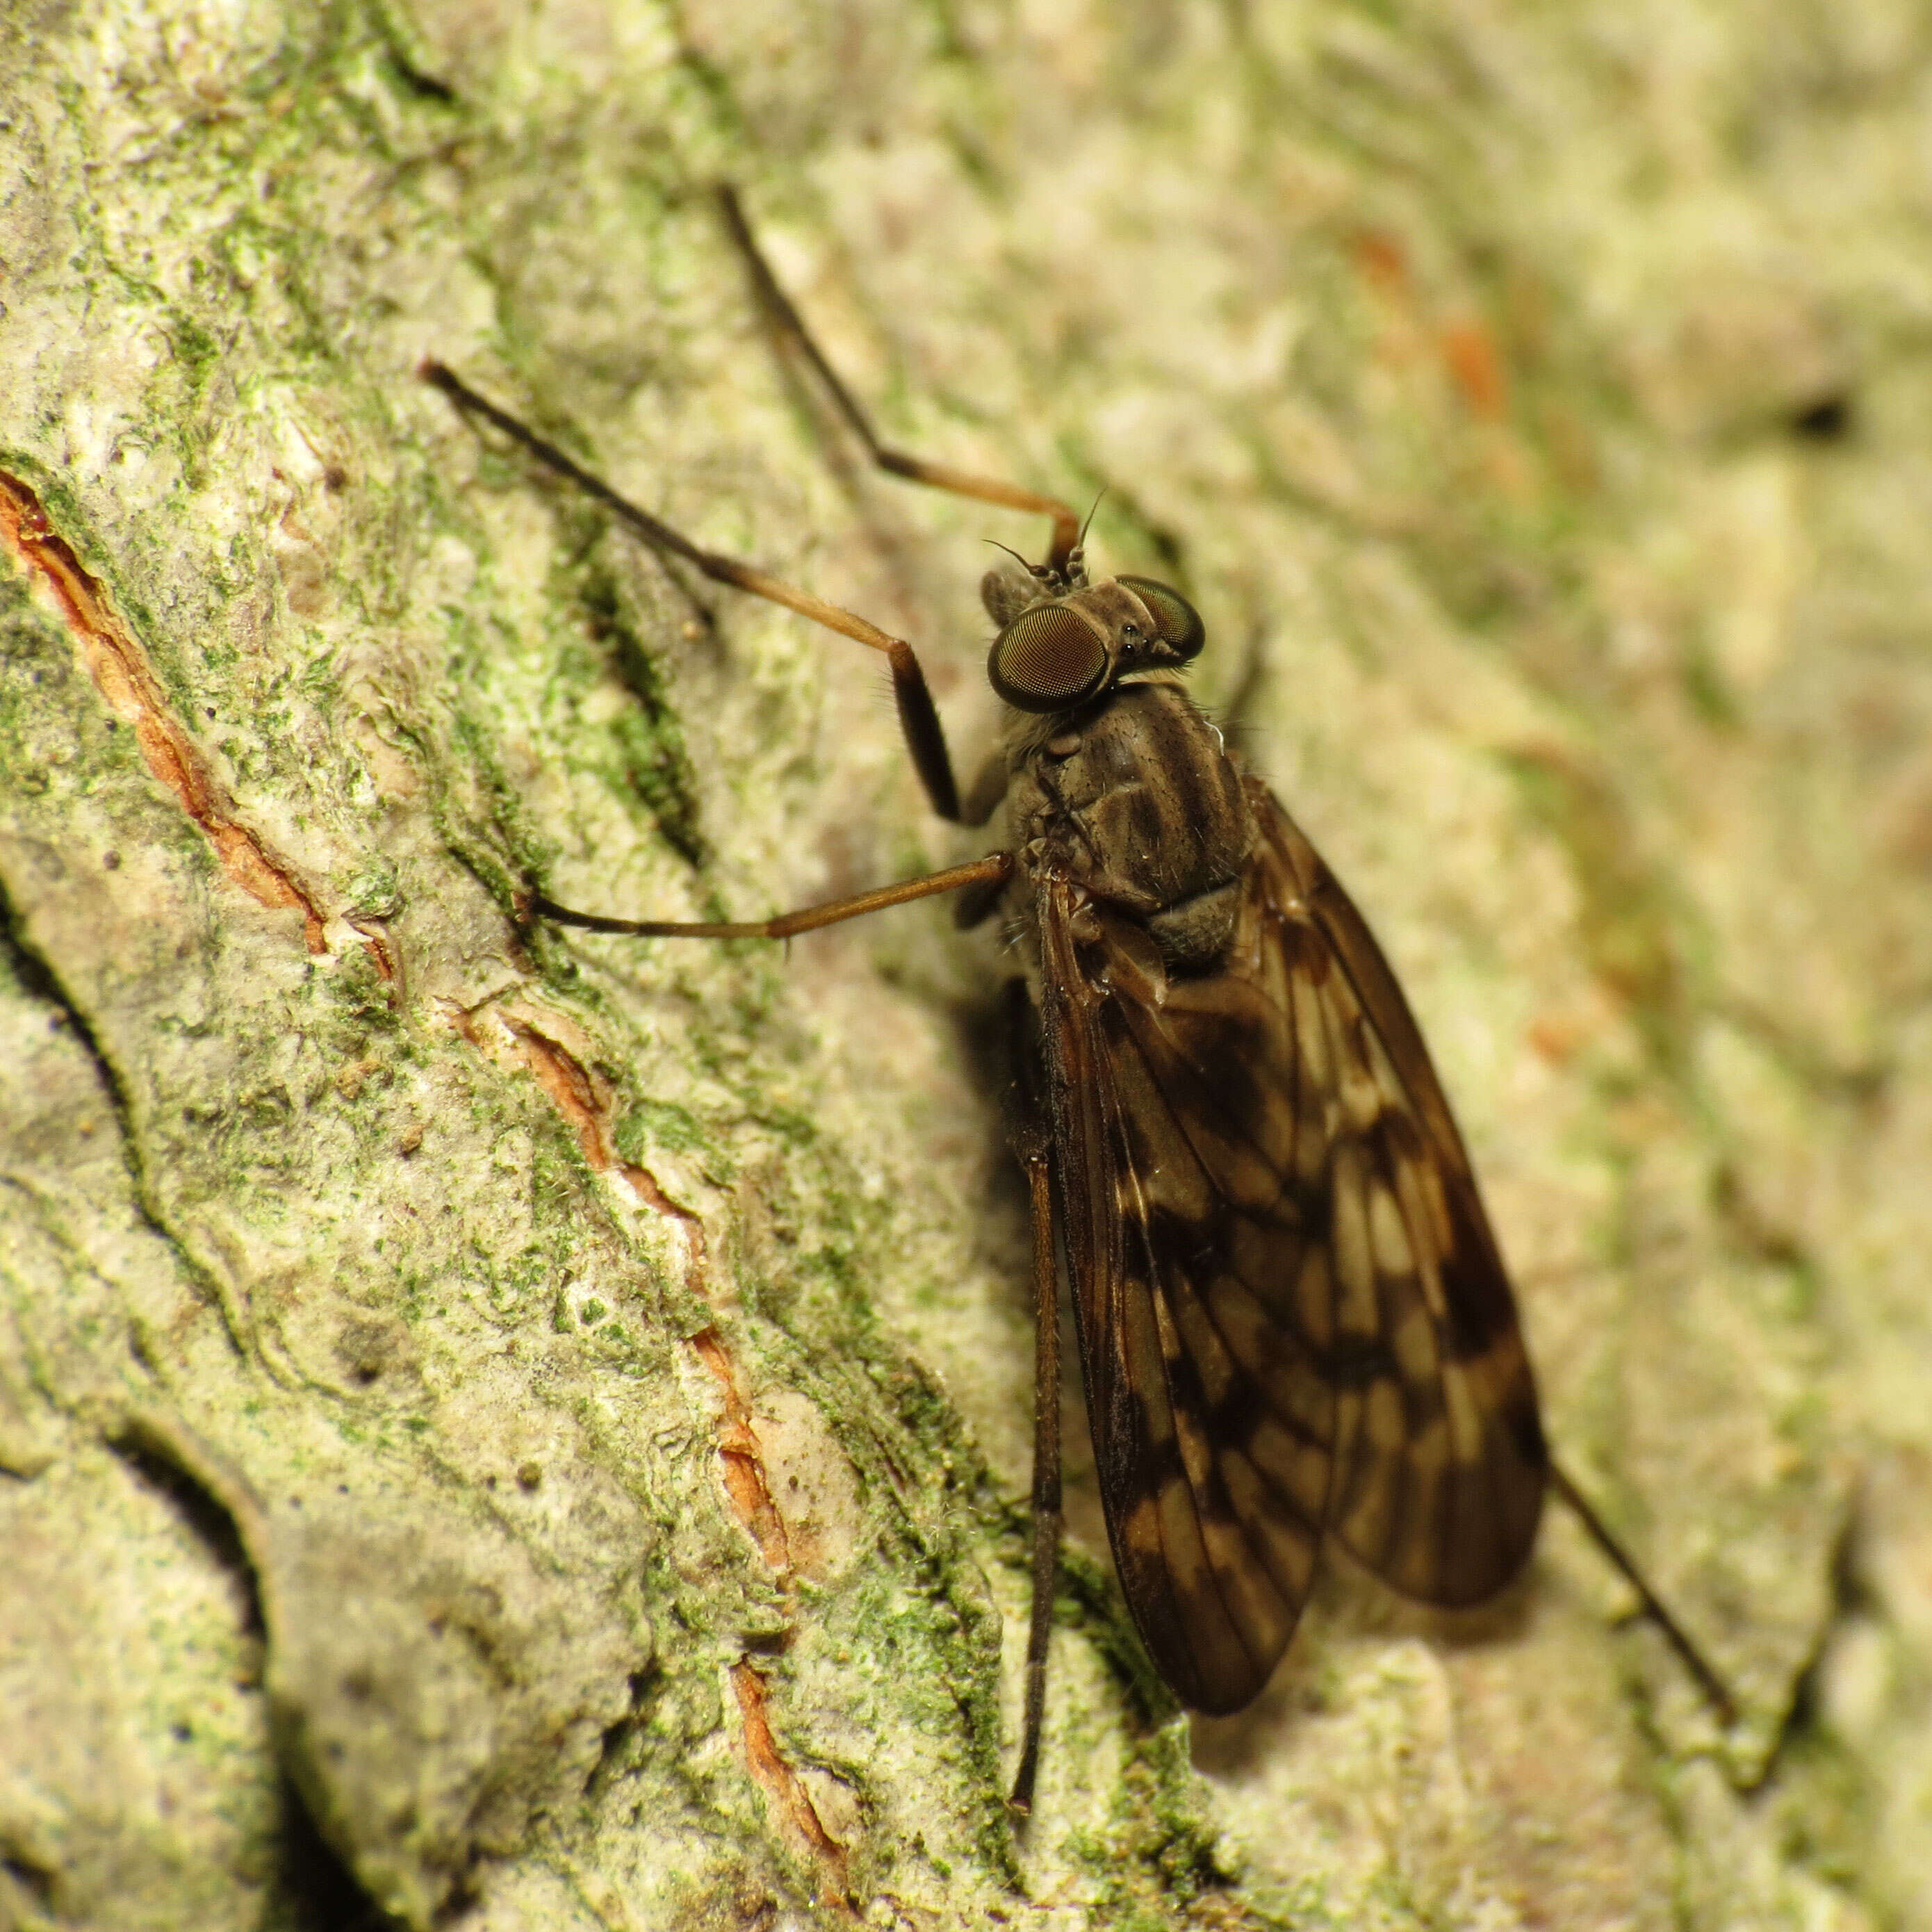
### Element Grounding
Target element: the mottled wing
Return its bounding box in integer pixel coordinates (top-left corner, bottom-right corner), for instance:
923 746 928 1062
1253 788 1546 1605
1035 782 1544 1714
1037 865 1338 1713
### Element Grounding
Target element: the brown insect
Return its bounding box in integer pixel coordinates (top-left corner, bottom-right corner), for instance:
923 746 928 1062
425 186 1733 1813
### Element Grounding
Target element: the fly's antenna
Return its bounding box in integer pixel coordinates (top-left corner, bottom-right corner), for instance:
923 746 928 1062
984 537 1070 598
1076 490 1106 548
1067 489 1106 587
983 537 1056 580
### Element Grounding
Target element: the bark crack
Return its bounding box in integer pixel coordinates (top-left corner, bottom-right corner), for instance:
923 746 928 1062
447 998 854 1900
732 1660 856 1915
448 1001 794 1568
689 1325 790 1575
0 470 392 976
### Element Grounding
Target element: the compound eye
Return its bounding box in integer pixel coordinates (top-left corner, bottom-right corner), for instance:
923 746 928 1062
988 604 1109 712
1115 576 1205 660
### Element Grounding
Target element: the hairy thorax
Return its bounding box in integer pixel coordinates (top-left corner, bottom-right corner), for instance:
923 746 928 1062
1006 679 1254 973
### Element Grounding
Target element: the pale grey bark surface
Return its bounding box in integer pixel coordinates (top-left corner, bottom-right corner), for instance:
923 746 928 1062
2 1 1929 1926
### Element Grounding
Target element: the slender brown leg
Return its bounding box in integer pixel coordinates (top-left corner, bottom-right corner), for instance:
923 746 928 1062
1548 1457 1738 1724
530 852 1013 942
714 184 1083 577
421 359 967 823
1008 1149 1062 1817
1005 985 1062 1817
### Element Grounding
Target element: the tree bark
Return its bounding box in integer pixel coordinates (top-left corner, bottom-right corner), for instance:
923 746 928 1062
3 1 1927 1926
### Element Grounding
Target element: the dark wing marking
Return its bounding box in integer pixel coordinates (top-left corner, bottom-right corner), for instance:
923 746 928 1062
1254 789 1545 1606
1034 784 1544 1712
1037 874 1333 1713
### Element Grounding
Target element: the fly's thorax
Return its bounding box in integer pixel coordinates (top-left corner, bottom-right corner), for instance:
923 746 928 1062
1006 680 1254 974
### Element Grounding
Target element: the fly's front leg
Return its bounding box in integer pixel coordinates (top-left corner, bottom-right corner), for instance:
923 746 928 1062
422 360 969 823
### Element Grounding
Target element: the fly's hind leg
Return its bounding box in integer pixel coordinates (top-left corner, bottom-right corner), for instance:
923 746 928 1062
1549 1459 1738 1725
1001 977 1063 1818
715 184 1082 579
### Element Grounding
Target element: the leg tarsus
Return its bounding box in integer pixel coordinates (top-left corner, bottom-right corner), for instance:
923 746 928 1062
1550 1457 1738 1726
715 182 1082 574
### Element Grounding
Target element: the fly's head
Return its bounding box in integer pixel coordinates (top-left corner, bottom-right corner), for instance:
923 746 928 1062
980 558 1206 716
